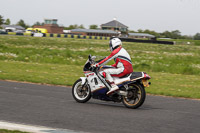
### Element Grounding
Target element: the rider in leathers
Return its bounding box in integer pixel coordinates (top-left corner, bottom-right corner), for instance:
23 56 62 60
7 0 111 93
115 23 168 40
94 38 133 95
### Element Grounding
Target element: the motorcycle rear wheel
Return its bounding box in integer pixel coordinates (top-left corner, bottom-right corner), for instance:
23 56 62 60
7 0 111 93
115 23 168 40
122 83 146 109
72 79 91 103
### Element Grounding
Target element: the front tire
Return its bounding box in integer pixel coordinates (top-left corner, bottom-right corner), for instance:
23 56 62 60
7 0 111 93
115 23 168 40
122 83 146 109
72 79 91 103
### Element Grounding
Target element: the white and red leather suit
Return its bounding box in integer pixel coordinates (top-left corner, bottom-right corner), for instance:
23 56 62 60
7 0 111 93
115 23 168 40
97 45 133 83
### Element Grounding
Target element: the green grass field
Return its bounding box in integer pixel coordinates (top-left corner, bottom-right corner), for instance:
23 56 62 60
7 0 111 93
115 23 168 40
0 35 200 98
0 129 29 133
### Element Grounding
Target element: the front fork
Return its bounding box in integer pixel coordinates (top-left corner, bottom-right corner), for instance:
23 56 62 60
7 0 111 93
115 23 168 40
80 77 87 85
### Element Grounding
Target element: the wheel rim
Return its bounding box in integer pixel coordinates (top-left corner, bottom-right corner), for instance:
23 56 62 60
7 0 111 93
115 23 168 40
74 81 90 100
123 85 142 106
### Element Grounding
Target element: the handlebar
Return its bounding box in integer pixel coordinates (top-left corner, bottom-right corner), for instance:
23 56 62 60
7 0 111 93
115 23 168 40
88 54 97 65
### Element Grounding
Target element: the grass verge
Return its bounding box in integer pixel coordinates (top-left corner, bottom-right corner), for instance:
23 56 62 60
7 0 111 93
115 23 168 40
0 36 200 99
0 129 29 133
1 60 200 99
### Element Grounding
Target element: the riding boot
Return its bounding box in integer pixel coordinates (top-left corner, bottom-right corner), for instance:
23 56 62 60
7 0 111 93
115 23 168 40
107 82 119 95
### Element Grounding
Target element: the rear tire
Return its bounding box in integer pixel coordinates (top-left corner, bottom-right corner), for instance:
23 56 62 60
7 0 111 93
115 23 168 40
122 83 146 109
72 79 91 103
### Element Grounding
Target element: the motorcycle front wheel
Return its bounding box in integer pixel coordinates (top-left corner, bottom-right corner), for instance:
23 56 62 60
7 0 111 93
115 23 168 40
122 83 146 109
72 79 91 103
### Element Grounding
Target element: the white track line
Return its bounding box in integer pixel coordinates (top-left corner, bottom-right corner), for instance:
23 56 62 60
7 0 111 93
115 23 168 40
0 121 84 133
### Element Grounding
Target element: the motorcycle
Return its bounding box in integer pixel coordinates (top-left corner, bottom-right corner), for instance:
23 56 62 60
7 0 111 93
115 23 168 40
72 55 151 109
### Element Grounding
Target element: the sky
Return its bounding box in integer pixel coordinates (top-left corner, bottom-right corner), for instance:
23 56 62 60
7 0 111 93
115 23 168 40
0 0 200 35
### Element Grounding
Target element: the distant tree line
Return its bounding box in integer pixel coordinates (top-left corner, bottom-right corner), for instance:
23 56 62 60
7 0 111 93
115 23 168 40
0 15 29 29
0 15 11 25
0 15 200 40
64 24 85 30
129 29 195 40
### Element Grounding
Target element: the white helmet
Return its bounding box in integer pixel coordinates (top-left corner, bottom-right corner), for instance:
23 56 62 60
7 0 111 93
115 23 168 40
109 38 122 51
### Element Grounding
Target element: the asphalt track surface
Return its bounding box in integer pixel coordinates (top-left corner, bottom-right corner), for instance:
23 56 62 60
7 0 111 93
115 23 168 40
0 80 200 133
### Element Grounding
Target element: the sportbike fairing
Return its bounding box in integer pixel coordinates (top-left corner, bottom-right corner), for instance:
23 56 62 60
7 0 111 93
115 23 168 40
84 70 149 96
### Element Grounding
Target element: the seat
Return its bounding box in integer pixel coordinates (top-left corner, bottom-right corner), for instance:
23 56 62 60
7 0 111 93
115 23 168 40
119 73 131 79
130 72 143 80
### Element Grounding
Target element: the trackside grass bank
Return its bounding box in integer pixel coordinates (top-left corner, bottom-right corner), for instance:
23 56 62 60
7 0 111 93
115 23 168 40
0 129 29 133
0 36 200 98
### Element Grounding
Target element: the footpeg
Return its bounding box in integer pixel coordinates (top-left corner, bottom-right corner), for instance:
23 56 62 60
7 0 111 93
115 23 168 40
118 91 127 96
